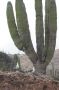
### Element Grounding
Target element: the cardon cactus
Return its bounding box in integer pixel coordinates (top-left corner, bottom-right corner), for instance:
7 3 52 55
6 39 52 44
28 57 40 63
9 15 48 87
6 0 57 74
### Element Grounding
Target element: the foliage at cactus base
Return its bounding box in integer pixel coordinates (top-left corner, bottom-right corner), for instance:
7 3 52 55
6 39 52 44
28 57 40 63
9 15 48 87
0 52 18 71
6 0 57 74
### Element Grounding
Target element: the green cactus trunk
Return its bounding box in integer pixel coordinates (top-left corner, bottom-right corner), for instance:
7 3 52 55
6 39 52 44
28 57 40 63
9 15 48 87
6 0 57 74
35 0 44 62
45 0 57 65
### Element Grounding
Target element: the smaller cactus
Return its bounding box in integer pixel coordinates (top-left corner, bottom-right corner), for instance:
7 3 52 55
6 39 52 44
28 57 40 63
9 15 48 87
14 54 21 70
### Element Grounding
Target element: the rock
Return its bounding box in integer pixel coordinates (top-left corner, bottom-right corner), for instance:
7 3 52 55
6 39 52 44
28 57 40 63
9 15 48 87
17 54 34 72
46 63 53 77
46 49 59 79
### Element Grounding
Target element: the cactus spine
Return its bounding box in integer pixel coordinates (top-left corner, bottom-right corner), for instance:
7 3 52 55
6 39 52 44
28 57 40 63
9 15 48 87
6 0 57 74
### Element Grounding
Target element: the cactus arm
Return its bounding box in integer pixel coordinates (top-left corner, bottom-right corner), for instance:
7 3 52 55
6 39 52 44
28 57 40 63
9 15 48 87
45 0 57 65
35 0 44 62
15 0 32 51
6 2 23 50
15 0 38 63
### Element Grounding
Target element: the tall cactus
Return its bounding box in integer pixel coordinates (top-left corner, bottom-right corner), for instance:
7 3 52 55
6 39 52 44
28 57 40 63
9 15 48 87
6 0 57 74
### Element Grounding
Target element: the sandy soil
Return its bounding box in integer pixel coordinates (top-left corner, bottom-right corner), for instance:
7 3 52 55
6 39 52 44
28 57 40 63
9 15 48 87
0 71 59 90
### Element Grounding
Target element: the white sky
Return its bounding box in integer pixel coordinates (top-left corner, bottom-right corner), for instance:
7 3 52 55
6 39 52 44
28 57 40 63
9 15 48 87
0 0 59 54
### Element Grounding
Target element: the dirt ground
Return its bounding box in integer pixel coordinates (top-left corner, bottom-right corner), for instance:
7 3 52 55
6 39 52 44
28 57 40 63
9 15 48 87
0 71 59 90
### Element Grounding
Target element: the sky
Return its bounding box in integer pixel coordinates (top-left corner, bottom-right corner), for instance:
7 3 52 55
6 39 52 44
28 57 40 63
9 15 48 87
0 0 59 54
